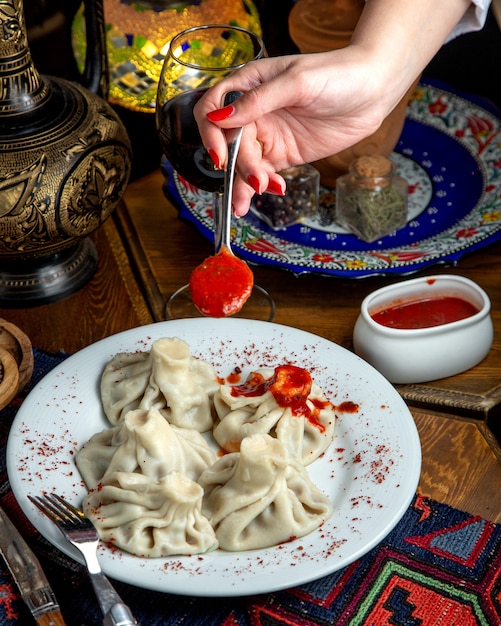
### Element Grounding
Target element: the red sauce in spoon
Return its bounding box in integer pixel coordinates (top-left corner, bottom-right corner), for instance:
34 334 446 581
189 247 254 317
371 295 479 329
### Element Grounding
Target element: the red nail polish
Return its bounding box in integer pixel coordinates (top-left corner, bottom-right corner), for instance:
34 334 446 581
208 149 221 169
266 180 286 196
207 105 235 122
247 174 261 194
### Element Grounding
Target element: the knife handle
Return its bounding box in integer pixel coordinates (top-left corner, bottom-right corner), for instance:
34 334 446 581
36 609 67 625
103 603 138 625
24 587 67 625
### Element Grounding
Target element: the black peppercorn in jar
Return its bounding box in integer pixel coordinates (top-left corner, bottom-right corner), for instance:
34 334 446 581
335 155 408 243
252 164 320 229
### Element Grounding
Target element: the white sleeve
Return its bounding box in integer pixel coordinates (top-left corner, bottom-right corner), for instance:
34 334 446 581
446 0 491 41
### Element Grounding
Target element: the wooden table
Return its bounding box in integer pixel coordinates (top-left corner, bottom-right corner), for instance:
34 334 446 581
2 167 501 524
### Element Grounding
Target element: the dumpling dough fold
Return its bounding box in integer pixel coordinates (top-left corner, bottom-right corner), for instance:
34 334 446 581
82 471 218 557
100 337 220 431
75 406 218 556
75 406 217 489
200 434 333 551
213 366 335 464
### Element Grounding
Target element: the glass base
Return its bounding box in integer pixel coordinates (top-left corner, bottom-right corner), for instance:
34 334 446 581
165 283 275 321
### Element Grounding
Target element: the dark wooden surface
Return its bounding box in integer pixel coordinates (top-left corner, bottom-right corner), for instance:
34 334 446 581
121 169 501 429
119 168 501 523
0 219 153 354
9 0 499 528
1 168 500 523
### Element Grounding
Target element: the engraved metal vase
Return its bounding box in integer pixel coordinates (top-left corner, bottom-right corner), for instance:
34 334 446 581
0 0 132 306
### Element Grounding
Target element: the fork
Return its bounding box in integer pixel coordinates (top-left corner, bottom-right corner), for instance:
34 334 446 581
29 494 139 626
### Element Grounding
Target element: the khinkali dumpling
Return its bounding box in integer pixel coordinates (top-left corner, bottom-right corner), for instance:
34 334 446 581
100 337 220 431
75 406 217 489
199 434 333 551
213 365 335 464
82 471 218 557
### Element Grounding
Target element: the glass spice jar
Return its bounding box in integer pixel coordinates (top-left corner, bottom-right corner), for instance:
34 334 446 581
252 164 320 229
335 155 408 242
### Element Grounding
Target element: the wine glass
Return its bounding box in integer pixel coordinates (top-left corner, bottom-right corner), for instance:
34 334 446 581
156 24 275 321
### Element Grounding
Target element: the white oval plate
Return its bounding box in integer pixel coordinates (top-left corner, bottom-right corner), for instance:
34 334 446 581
7 318 421 597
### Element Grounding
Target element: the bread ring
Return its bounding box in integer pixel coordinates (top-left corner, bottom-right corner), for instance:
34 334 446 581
0 318 33 391
0 347 20 410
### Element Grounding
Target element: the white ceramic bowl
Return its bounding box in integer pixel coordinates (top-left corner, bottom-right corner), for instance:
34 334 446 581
353 274 493 384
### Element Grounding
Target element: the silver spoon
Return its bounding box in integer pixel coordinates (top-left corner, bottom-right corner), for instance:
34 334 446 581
214 90 244 254
189 91 254 317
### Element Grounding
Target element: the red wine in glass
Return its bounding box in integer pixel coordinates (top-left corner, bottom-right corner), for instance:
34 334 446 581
157 88 224 194
156 24 274 320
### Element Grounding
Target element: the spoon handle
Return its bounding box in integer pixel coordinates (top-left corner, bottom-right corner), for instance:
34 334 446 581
214 91 243 254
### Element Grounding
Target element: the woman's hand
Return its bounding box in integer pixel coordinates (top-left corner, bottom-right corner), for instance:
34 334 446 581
194 0 473 216
194 47 392 215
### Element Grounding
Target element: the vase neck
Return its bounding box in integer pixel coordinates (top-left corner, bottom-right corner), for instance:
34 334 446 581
0 0 49 114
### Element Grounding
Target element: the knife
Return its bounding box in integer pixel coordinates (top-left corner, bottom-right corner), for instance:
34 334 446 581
0 506 67 625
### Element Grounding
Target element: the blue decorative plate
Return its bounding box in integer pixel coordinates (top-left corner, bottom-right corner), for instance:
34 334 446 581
165 82 501 278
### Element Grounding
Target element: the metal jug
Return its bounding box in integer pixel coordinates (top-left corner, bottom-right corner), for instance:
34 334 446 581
0 0 132 306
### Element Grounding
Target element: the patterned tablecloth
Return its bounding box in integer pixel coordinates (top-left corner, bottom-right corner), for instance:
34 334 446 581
1 349 500 625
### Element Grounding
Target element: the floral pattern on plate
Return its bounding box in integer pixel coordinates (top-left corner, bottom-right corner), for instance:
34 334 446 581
165 82 501 277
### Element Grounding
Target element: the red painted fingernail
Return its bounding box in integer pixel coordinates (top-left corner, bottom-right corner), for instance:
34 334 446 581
207 105 235 122
247 174 262 194
266 180 286 196
208 149 221 169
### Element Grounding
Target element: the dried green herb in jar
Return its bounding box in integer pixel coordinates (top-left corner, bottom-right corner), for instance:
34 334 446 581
335 155 408 242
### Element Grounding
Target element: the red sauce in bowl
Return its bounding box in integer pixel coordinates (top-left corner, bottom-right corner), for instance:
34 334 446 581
371 296 480 329
189 247 254 318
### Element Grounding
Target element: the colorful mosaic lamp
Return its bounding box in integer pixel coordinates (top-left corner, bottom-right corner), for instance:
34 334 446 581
72 0 262 113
